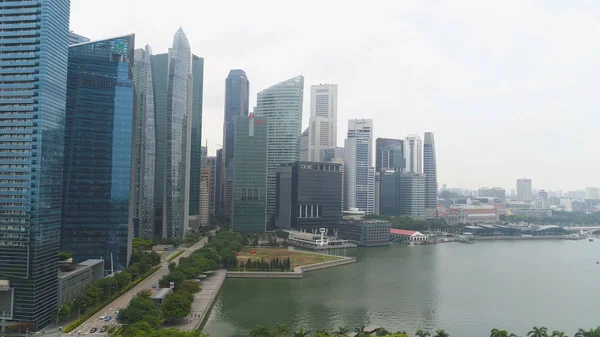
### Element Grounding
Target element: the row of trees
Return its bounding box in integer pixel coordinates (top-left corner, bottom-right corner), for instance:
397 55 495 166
501 211 600 225
244 325 600 337
236 257 292 272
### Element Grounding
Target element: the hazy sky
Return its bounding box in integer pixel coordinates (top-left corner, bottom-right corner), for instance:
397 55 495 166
70 0 599 191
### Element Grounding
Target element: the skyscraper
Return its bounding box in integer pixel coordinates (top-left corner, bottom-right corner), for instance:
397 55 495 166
404 135 422 173
188 55 204 230
0 0 70 329
255 76 304 227
299 128 309 162
132 46 156 239
308 84 337 162
375 138 404 172
379 171 399 216
151 53 168 238
208 156 218 214
62 34 136 272
215 148 223 216
344 119 375 214
398 173 426 219
68 31 89 45
231 115 268 233
517 179 533 202
423 132 438 218
222 70 249 222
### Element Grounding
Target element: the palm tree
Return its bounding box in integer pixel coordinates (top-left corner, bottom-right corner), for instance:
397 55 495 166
273 324 289 337
491 328 519 337
334 327 350 337
292 328 310 337
376 328 391 336
416 330 431 337
249 325 270 337
575 327 600 337
528 326 549 337
314 330 331 337
551 331 566 337
354 326 366 337
434 329 450 337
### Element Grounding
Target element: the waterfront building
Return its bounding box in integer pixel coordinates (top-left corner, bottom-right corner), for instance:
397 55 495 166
255 76 304 227
397 172 425 219
300 128 309 162
132 46 156 239
275 162 342 232
390 229 429 244
423 132 438 219
308 84 337 162
517 178 532 202
376 138 404 172
231 115 268 233
445 200 499 225
404 135 422 173
62 35 136 271
188 55 204 230
222 70 249 222
208 156 217 214
585 187 599 200
338 220 391 246
57 260 104 306
0 0 70 330
344 119 375 214
68 31 89 45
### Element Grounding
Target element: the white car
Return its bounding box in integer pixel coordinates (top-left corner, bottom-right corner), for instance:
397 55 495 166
99 315 106 320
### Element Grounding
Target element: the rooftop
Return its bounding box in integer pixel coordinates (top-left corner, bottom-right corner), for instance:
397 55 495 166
58 259 104 279
151 288 172 300
390 228 417 236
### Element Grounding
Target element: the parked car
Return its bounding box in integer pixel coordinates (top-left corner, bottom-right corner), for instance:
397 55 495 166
152 284 157 288
90 328 97 333
104 315 112 321
99 315 105 320
100 326 106 333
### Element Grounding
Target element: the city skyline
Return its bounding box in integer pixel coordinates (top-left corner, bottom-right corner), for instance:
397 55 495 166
69 0 600 191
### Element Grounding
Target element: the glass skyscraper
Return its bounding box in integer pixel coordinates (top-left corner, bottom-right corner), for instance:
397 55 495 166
231 115 268 233
222 69 249 222
132 46 156 239
423 132 438 218
344 119 375 214
62 34 135 272
0 0 70 330
255 76 304 227
188 55 204 229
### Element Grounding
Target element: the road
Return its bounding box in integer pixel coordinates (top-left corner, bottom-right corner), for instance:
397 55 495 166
53 232 214 337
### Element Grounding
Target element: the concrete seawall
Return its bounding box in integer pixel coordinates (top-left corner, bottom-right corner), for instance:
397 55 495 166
226 256 356 279
476 236 572 241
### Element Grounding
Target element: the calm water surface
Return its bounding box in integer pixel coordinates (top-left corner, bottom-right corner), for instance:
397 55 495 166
203 240 600 336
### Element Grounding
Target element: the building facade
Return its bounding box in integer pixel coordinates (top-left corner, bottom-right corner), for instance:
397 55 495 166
188 55 204 230
423 132 438 218
338 220 391 246
275 162 342 232
208 156 217 214
478 187 506 202
62 35 135 271
215 149 223 216
404 135 422 174
0 0 70 329
379 171 399 216
132 46 156 239
255 76 304 227
299 128 309 162
344 119 374 214
231 115 268 233
198 167 211 228
397 173 426 219
445 204 499 225
585 187 599 200
222 70 249 222
308 84 337 162
68 31 89 46
57 260 104 306
376 138 404 172
517 178 532 202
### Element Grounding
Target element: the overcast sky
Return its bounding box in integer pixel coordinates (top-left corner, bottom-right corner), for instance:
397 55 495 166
70 0 599 191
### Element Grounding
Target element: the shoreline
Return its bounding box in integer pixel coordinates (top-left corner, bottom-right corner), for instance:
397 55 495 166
474 235 579 241
226 256 356 279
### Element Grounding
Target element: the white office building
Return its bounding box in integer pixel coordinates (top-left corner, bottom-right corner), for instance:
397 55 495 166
344 119 375 214
308 84 337 162
405 134 422 173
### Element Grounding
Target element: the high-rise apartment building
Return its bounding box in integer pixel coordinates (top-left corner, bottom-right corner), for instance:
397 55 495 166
255 76 304 227
344 119 375 214
208 156 217 214
0 0 70 330
188 55 204 230
300 128 309 162
199 167 211 228
222 70 249 222
423 132 438 218
585 187 599 200
132 46 156 239
398 173 426 219
376 138 404 172
231 115 268 233
404 135 422 173
62 35 135 272
308 84 337 162
517 179 533 202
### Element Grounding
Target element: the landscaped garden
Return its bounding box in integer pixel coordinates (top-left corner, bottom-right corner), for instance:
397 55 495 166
234 247 340 271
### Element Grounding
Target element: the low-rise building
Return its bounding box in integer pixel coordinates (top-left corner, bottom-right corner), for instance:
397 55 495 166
57 259 104 306
446 204 499 225
338 220 391 246
390 229 429 243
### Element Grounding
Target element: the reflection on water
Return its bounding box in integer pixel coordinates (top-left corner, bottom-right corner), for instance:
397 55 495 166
204 240 600 337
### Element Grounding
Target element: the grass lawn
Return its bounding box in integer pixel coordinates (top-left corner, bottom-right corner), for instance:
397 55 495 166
237 247 340 269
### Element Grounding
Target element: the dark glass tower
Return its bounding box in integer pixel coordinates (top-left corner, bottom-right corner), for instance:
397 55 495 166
222 70 249 222
423 132 438 218
151 53 168 238
188 55 204 227
375 138 404 172
0 0 70 330
62 35 136 271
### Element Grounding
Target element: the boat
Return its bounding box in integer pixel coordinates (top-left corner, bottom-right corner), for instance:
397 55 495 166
457 233 476 243
589 238 594 242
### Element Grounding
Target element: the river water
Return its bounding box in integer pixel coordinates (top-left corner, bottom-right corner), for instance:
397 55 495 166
203 240 600 336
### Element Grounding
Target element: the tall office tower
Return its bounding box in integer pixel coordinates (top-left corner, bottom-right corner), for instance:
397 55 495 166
198 167 211 228
308 84 337 162
231 115 268 232
222 70 249 222
517 178 533 202
208 156 217 214
255 76 304 227
379 171 399 216
188 55 204 230
423 132 438 218
62 34 136 271
0 0 70 330
585 187 599 200
152 29 193 241
344 119 375 213
376 138 404 172
404 135 422 173
398 173 426 218
215 148 223 216
322 147 345 163
132 46 156 239
68 31 89 45
299 128 309 161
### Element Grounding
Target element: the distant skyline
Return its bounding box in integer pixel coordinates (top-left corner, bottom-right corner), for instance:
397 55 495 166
70 0 600 190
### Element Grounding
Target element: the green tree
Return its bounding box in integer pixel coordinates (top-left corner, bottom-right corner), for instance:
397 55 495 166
574 327 600 337
434 329 450 337
293 328 310 337
54 303 71 322
117 291 162 328
168 261 176 271
84 284 103 305
376 328 391 336
114 270 133 289
491 329 519 337
161 292 193 321
177 280 202 294
334 327 349 336
58 252 72 261
551 331 566 337
528 327 549 337
273 323 289 337
249 325 270 337
416 330 431 337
